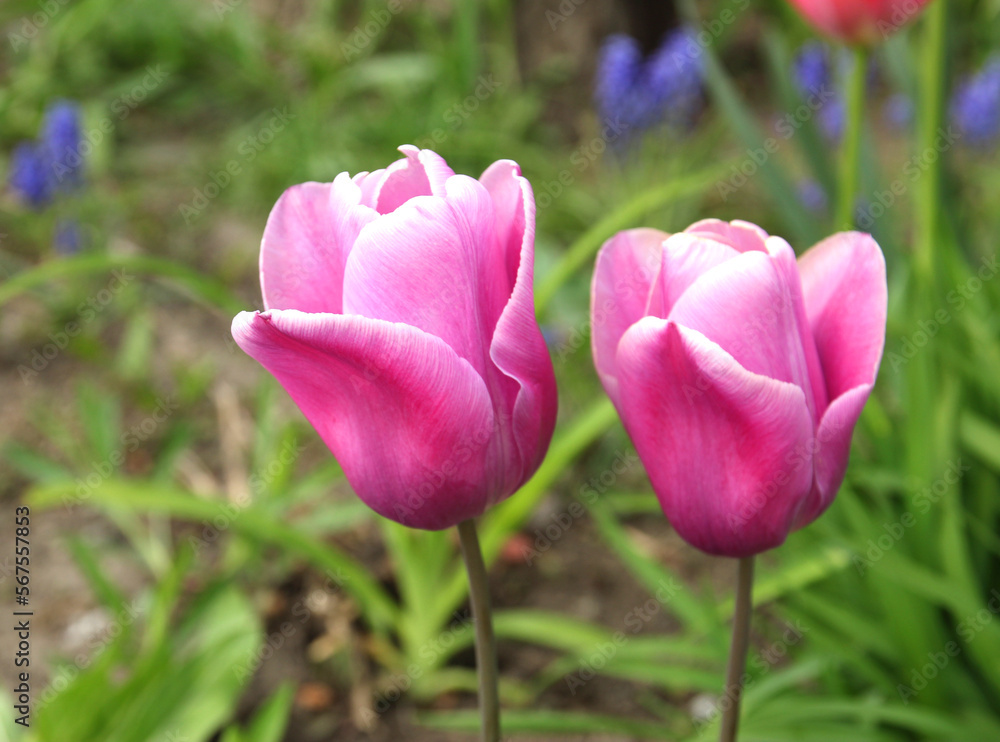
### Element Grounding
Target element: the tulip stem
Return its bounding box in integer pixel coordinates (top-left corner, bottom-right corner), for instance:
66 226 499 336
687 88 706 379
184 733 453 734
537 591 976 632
457 518 501 742
836 46 868 230
719 556 755 742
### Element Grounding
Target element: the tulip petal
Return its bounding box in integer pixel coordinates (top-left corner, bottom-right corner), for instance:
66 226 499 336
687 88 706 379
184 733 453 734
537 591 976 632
479 159 528 291
667 250 821 417
646 232 741 320
795 383 873 528
798 231 886 401
685 218 769 253
795 231 886 524
260 175 377 313
232 309 498 530
765 236 828 415
353 169 386 209
482 160 558 493
590 228 667 407
616 319 814 557
343 178 508 384
373 145 455 214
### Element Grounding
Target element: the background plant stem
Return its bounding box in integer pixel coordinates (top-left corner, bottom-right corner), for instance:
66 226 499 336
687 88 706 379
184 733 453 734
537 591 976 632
837 46 868 230
915 0 947 286
458 519 501 742
719 556 755 742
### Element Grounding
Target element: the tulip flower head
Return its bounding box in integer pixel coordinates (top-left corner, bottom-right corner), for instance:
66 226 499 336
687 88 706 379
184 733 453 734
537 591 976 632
233 146 558 530
786 0 933 45
591 220 886 557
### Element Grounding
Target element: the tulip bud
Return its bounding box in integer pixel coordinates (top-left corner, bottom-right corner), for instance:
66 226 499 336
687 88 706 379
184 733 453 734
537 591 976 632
786 0 932 45
233 146 558 530
591 220 886 556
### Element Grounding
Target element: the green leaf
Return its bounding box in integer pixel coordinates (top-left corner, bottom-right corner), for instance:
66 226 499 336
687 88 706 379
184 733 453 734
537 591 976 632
245 684 295 742
0 254 244 315
420 709 677 738
27 480 399 633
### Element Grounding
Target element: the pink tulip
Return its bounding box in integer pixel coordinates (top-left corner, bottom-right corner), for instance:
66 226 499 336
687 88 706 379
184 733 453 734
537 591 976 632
232 146 558 530
591 220 886 557
786 0 933 44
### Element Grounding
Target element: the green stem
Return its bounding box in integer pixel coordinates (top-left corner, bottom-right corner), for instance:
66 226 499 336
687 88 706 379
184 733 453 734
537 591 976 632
457 519 500 742
719 556 755 742
836 47 868 230
915 0 947 286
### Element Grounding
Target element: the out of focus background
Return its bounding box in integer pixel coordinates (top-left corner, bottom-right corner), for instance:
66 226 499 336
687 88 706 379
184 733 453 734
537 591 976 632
2 0 1000 740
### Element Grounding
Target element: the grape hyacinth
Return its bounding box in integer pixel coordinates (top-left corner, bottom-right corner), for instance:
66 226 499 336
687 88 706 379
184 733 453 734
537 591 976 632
791 41 844 143
595 27 704 145
41 100 84 190
8 142 52 209
884 93 914 131
951 55 1000 148
54 219 82 256
797 178 828 214
7 100 86 253
8 99 85 206
793 41 829 97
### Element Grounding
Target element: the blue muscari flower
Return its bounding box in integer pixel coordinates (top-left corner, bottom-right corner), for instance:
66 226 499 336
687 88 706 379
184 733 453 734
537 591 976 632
884 93 914 131
8 142 52 208
819 97 845 141
54 219 82 255
792 42 844 143
797 178 828 214
41 100 84 191
950 55 1000 148
646 27 704 129
595 28 704 144
595 35 644 127
793 41 829 96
